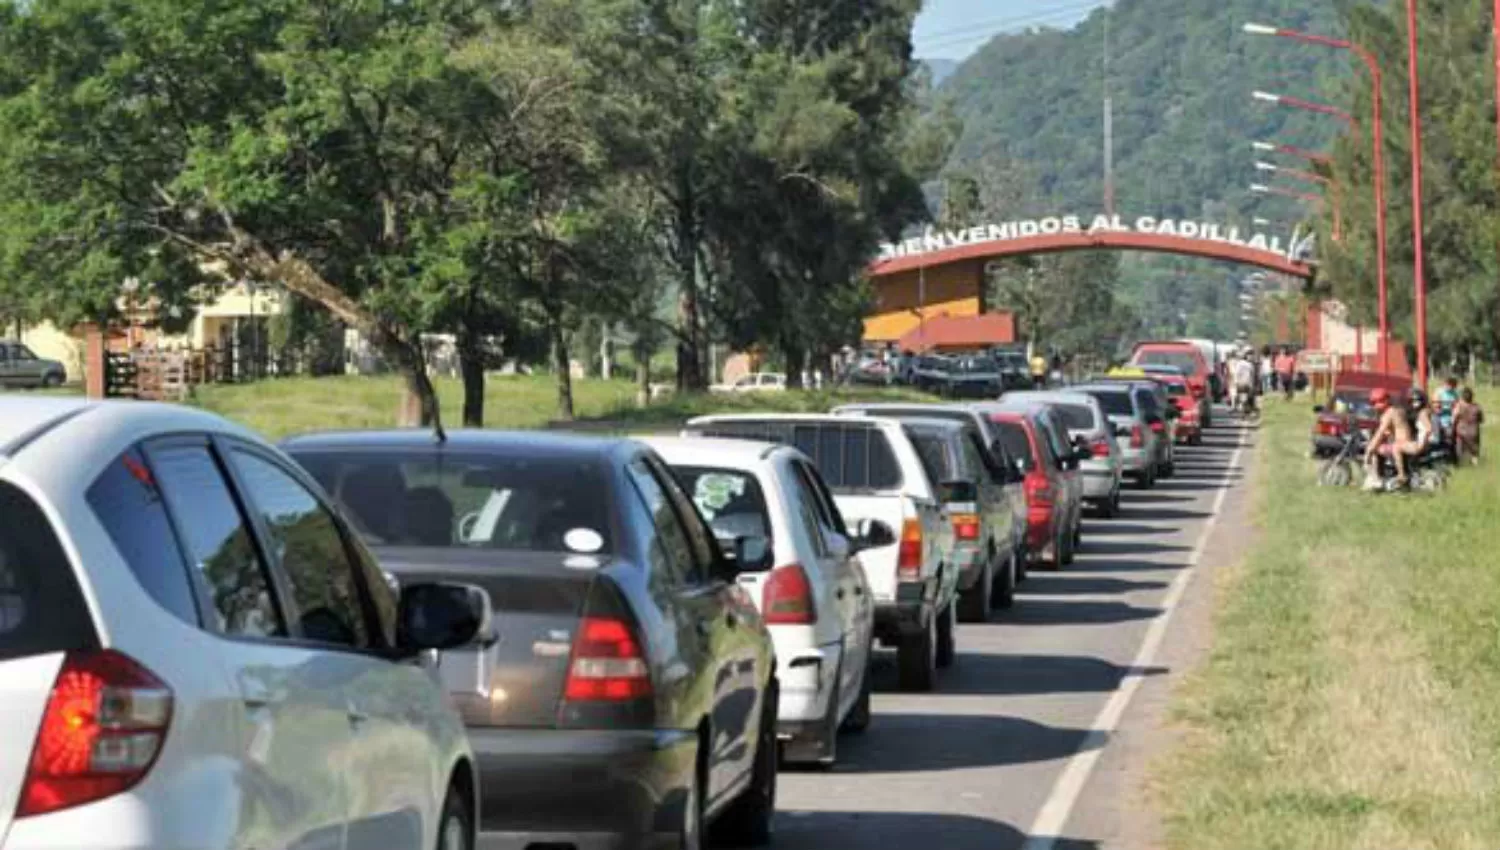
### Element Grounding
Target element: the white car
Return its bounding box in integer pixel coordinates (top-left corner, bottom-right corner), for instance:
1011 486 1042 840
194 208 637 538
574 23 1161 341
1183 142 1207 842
681 415 958 693
710 373 788 394
642 436 878 766
0 398 488 850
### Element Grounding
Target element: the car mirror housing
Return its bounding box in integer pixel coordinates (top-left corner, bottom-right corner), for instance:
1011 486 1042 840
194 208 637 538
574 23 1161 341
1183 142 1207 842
732 535 774 575
854 517 897 550
397 582 493 654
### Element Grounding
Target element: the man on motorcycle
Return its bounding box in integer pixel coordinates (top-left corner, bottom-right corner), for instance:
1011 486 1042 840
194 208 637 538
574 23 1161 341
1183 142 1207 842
1231 353 1257 415
1364 388 1411 488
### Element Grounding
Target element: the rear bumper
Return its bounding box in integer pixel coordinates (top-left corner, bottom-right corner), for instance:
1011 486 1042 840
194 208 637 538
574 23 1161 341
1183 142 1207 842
773 638 842 728
470 727 697 847
950 542 987 589
1080 468 1117 499
1026 508 1058 550
1116 447 1152 474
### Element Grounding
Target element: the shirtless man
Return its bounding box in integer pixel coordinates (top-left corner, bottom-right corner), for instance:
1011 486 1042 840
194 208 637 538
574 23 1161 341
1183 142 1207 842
1364 388 1411 487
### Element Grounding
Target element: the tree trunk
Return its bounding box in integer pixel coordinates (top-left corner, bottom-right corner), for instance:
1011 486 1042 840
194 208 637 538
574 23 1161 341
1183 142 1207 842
634 339 652 408
551 318 575 421
782 339 807 390
458 329 485 428
388 339 440 429
674 176 705 393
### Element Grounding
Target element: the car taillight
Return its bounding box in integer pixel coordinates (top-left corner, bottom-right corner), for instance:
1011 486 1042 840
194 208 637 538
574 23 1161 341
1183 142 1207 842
1130 424 1145 448
1191 384 1206 398
17 650 173 818
897 519 923 581
1024 472 1054 508
1149 420 1165 434
762 564 816 625
1090 437 1111 458
952 514 980 541
1316 419 1344 437
563 617 652 702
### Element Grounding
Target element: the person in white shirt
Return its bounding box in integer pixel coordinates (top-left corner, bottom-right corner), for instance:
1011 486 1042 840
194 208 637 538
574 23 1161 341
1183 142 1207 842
1231 354 1257 414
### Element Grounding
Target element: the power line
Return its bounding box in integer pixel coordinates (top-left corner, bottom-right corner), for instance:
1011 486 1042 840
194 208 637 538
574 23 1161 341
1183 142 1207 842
916 1 1109 54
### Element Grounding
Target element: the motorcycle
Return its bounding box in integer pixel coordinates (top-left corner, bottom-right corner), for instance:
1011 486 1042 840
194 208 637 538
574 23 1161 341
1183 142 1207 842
1317 427 1366 488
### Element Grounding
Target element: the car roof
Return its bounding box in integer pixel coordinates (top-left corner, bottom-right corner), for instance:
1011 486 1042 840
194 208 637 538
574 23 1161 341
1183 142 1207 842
0 397 95 456
686 413 899 429
635 435 786 466
281 428 627 460
898 418 969 437
1000 391 1102 407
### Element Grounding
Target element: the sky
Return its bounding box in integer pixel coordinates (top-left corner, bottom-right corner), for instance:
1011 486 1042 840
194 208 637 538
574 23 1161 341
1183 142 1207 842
913 0 1108 61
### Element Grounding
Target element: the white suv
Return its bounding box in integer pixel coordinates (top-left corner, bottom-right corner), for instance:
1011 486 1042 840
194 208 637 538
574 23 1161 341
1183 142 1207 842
642 436 878 767
0 398 487 850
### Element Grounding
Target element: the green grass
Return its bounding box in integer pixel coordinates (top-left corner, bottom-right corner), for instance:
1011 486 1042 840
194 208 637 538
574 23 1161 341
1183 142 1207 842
183 373 927 441
1156 391 1500 850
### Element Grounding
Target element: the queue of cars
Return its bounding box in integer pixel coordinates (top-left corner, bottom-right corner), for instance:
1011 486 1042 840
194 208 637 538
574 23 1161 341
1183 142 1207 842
0 366 1207 850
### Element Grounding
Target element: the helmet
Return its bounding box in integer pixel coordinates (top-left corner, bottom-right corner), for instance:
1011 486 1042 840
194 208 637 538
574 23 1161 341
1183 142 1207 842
1369 388 1392 407
1409 388 1428 409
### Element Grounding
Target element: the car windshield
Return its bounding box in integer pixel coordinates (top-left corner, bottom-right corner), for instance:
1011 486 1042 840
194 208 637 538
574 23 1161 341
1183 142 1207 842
291 450 614 553
1163 382 1188 397
907 430 957 485
1083 390 1136 418
954 356 998 374
667 466 771 545
1053 403 1098 431
1135 350 1200 374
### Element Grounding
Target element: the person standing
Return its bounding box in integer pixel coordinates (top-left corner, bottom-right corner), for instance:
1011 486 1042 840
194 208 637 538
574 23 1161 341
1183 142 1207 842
1030 351 1048 389
1274 348 1296 400
1454 387 1484 465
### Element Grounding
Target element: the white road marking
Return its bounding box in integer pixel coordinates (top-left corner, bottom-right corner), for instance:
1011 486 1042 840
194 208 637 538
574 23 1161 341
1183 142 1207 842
1022 432 1249 850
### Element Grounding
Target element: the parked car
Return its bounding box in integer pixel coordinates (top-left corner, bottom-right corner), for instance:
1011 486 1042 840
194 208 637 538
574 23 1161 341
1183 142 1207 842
681 414 957 692
976 405 1087 569
1074 383 1169 489
0 340 67 389
900 419 1023 620
991 345 1033 392
1129 341 1213 425
907 355 954 394
0 398 487 850
1309 372 1404 457
642 436 876 768
712 372 787 394
1110 367 1201 445
284 430 781 848
831 402 1028 575
996 391 1123 517
1095 378 1178 478
936 354 1004 399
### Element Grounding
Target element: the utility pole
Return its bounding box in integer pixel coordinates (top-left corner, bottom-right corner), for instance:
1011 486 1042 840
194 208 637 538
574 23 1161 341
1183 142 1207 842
1103 7 1115 216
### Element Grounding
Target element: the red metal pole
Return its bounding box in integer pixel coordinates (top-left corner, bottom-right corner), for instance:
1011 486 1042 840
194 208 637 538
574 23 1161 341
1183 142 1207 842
1406 0 1428 390
1495 0 1500 169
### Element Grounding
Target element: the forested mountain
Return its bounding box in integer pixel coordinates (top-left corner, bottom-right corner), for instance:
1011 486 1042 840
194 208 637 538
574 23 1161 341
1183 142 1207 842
935 0 1347 221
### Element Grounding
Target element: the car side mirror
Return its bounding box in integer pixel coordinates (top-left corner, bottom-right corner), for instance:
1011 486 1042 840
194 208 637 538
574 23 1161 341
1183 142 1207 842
854 518 897 550
732 535 774 574
1074 446 1093 463
937 479 978 504
397 582 493 654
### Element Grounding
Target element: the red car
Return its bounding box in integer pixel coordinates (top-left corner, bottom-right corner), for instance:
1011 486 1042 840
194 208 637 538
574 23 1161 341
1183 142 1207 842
1310 372 1406 457
1153 373 1202 445
986 409 1084 570
1129 341 1213 426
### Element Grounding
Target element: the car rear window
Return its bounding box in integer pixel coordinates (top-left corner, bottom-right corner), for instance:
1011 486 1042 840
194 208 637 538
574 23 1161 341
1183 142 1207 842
1054 404 1098 431
667 466 772 545
291 451 614 554
1083 390 1135 417
1164 382 1188 397
1134 349 1201 374
907 430 957 484
0 481 96 661
688 422 903 492
993 423 1036 473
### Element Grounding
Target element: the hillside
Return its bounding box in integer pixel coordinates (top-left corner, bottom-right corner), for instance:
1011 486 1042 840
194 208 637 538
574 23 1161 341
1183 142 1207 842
937 0 1348 222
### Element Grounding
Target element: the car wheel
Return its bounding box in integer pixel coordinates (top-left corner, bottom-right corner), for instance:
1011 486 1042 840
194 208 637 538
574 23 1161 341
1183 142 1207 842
41 372 62 389
957 557 993 623
712 682 778 846
991 550 1017 610
897 612 937 692
841 646 873 734
436 783 473 850
935 601 956 669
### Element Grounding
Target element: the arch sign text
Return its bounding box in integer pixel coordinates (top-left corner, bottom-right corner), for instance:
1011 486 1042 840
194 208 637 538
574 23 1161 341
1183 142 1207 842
878 213 1288 262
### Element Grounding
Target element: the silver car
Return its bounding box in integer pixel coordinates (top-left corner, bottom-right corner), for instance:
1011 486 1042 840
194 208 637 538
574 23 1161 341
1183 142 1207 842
0 340 67 388
1001 391 1123 517
1073 384 1166 490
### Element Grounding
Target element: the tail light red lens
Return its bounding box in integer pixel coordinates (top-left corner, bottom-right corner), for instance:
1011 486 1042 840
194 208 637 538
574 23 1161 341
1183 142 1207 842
1023 472 1054 508
1090 437 1112 458
1316 419 1343 437
1190 384 1206 398
897 519 923 581
762 564 816 625
563 617 652 701
18 650 173 818
1149 421 1166 434
952 515 981 541
1130 424 1146 448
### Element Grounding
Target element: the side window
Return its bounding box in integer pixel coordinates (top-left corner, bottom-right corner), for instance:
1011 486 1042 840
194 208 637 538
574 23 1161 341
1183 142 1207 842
785 468 829 558
148 443 283 638
958 433 988 486
647 456 718 574
87 447 201 625
229 450 372 649
626 458 702 586
1033 422 1062 471
795 461 850 536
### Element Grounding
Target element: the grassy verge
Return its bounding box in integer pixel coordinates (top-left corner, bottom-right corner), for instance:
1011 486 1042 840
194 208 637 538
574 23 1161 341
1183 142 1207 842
1156 392 1500 850
183 374 925 440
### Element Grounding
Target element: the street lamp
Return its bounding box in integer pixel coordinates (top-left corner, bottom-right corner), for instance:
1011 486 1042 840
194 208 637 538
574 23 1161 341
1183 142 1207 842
1251 90 1357 127
1245 20 1393 376
1258 162 1340 239
1250 183 1321 205
1253 139 1333 165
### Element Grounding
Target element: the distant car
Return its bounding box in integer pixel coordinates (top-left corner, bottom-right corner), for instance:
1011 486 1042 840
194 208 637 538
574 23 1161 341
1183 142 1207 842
1129 341 1213 425
1074 383 1169 489
713 372 787 394
990 346 1033 392
997 391 1123 517
284 430 781 849
1093 378 1178 477
643 436 877 768
907 355 954 394
1111 368 1201 445
977 405 1087 569
1 398 486 850
936 354 1004 399
0 340 67 388
900 419 1023 620
681 414 957 693
1309 372 1405 457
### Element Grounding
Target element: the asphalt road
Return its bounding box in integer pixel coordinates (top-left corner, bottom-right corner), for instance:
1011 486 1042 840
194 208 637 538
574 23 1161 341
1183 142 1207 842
773 415 1255 850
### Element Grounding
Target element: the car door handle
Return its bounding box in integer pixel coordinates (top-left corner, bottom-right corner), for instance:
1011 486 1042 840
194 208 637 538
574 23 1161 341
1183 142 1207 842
836 588 847 600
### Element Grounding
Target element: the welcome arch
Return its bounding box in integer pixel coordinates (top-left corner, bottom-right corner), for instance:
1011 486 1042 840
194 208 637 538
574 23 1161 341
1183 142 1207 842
862 217 1314 344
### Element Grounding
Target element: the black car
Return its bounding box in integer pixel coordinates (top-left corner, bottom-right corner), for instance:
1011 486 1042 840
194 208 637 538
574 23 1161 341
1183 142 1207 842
991 346 1032 391
283 430 780 849
941 354 1005 399
907 355 953 393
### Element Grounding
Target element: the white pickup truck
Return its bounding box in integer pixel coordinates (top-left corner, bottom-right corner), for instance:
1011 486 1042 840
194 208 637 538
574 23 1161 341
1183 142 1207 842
682 414 959 691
